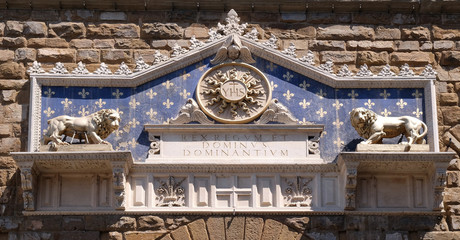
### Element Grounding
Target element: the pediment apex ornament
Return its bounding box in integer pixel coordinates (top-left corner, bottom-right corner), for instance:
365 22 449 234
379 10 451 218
255 99 298 125
218 9 248 36
169 98 214 124
211 34 255 65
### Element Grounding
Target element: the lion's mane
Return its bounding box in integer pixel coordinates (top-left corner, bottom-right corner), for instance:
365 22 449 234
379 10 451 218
350 108 378 139
91 109 120 139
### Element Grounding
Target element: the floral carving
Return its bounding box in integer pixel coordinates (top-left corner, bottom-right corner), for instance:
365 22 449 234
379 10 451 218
337 64 353 77
134 56 150 72
206 28 222 43
262 34 278 49
298 51 315 65
153 50 169 64
356 64 373 77
284 177 313 207
420 64 437 77
281 43 297 58
71 61 90 74
398 63 415 77
156 176 186 207
319 60 334 74
171 43 188 57
217 9 247 35
378 64 396 77
243 27 259 41
115 62 132 75
94 63 112 75
189 35 204 50
27 61 45 74
50 62 68 74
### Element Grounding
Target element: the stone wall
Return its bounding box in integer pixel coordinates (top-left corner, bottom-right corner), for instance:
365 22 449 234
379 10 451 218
1 9 460 239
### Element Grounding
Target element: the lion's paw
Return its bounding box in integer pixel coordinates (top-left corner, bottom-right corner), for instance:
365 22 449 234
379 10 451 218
58 142 70 145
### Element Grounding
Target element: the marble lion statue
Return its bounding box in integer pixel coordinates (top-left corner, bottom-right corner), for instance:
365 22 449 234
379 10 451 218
44 109 120 145
350 107 427 147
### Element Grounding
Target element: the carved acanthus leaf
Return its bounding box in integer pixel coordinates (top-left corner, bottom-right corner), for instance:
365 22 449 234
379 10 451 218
156 176 186 207
94 62 112 75
114 62 132 75
356 64 373 77
298 51 315 65
284 177 313 207
398 63 414 77
281 43 297 58
50 62 69 74
255 99 298 124
378 64 396 77
217 9 247 35
71 61 90 74
169 98 214 124
319 60 334 74
337 64 353 77
134 56 150 72
420 64 437 77
206 28 222 43
171 43 188 57
243 27 259 41
189 35 204 50
153 50 169 64
27 61 45 74
262 34 278 49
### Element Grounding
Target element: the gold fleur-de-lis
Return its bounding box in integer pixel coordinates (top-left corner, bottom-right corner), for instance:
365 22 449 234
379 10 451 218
163 118 171 124
196 61 206 71
283 71 294 81
283 90 294 101
412 90 423 98
44 88 55 98
364 99 375 109
127 138 138 148
299 99 310 109
163 99 174 108
113 128 123 138
146 89 157 99
381 109 392 117
61 98 72 109
266 62 277 71
299 80 310 90
78 88 89 99
333 119 344 129
146 108 158 121
129 97 140 109
112 89 123 99
162 80 174 89
43 107 55 117
129 118 140 128
270 81 278 89
413 108 423 118
181 70 191 81
334 137 344 149
299 118 310 125
94 98 106 108
316 89 327 99
348 90 358 99
332 100 343 110
179 89 191 99
78 106 89 117
380 89 391 99
316 108 327 118
115 108 124 116
396 99 407 109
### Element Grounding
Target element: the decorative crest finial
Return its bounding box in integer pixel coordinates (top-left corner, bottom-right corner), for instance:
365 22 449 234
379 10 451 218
217 9 248 35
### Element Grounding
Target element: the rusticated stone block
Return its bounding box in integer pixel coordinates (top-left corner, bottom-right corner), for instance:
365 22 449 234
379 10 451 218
107 216 137 231
310 216 344 231
115 39 150 49
63 216 84 231
37 48 75 62
101 232 123 240
184 24 209 39
100 12 127 21
137 215 165 231
422 232 460 240
2 37 27 48
279 225 301 240
442 106 460 125
159 234 173 240
101 49 132 64
245 217 264 240
309 40 345 51
441 51 460 66
375 26 401 40
389 216 438 231
165 216 192 230
224 216 245 240
5 21 23 37
390 52 434 65
23 216 62 231
401 26 430 41
284 217 310 232
206 217 225 240
447 171 460 187
320 51 356 64
396 41 419 51
440 93 459 106
0 62 25 79
15 48 36 62
49 22 86 38
317 25 375 40
392 13 415 25
1 90 17 103
261 219 283 240
85 215 107 231
433 26 460 40
58 231 99 240
420 42 433 51
141 23 183 39
0 217 19 231
434 41 454 51
88 24 140 38
0 23 5 36
353 41 395 51
23 21 47 37
296 26 316 39
151 40 168 48
171 225 191 240
124 231 166 240
444 188 460 205
94 39 115 49
187 219 208 240
281 40 308 51
0 124 12 137
28 38 69 48
77 49 100 63
0 80 27 90
357 51 389 66
451 216 460 230
70 39 93 49
0 50 14 62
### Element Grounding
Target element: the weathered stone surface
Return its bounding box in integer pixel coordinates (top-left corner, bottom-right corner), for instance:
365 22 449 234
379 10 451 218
0 217 19 231
0 50 14 62
2 37 27 48
0 124 12 137
124 231 166 240
77 49 100 63
57 231 99 240
348 40 395 51
206 217 225 240
187 219 208 240
85 215 107 231
357 51 389 66
433 26 460 40
447 171 460 187
107 216 137 231
115 39 150 49
420 42 433 51
151 40 168 48
62 216 84 231
15 48 36 62
375 26 401 40
279 225 301 240
137 216 165 231
0 62 25 79
320 51 356 64
159 234 173 240
444 188 460 204
434 41 454 51
165 217 192 230
281 13 306 23
284 217 310 232
101 49 131 64
261 219 283 240
389 216 438 231
441 51 460 66
94 39 115 49
422 232 460 240
37 48 75 62
224 217 245 240
101 232 123 240
244 217 263 240
451 216 460 230
184 24 209 39
442 106 460 125
1 90 17 103
167 40 189 48
0 23 4 36
311 216 344 231
23 216 62 231
141 23 183 39
309 40 345 51
440 93 459 106
49 22 86 38
448 158 460 171
100 12 127 21
0 80 27 90
171 225 191 240
70 39 93 49
5 21 23 37
23 21 47 37
28 38 69 48
88 24 140 38
401 26 430 41
317 25 375 40
296 26 316 39
392 13 415 25
396 41 419 51
390 52 434 65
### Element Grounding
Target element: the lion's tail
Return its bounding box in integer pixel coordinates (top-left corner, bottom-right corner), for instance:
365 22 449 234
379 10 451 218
418 121 428 140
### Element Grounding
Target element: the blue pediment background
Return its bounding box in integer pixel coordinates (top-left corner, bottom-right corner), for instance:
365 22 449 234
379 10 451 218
41 56 425 162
